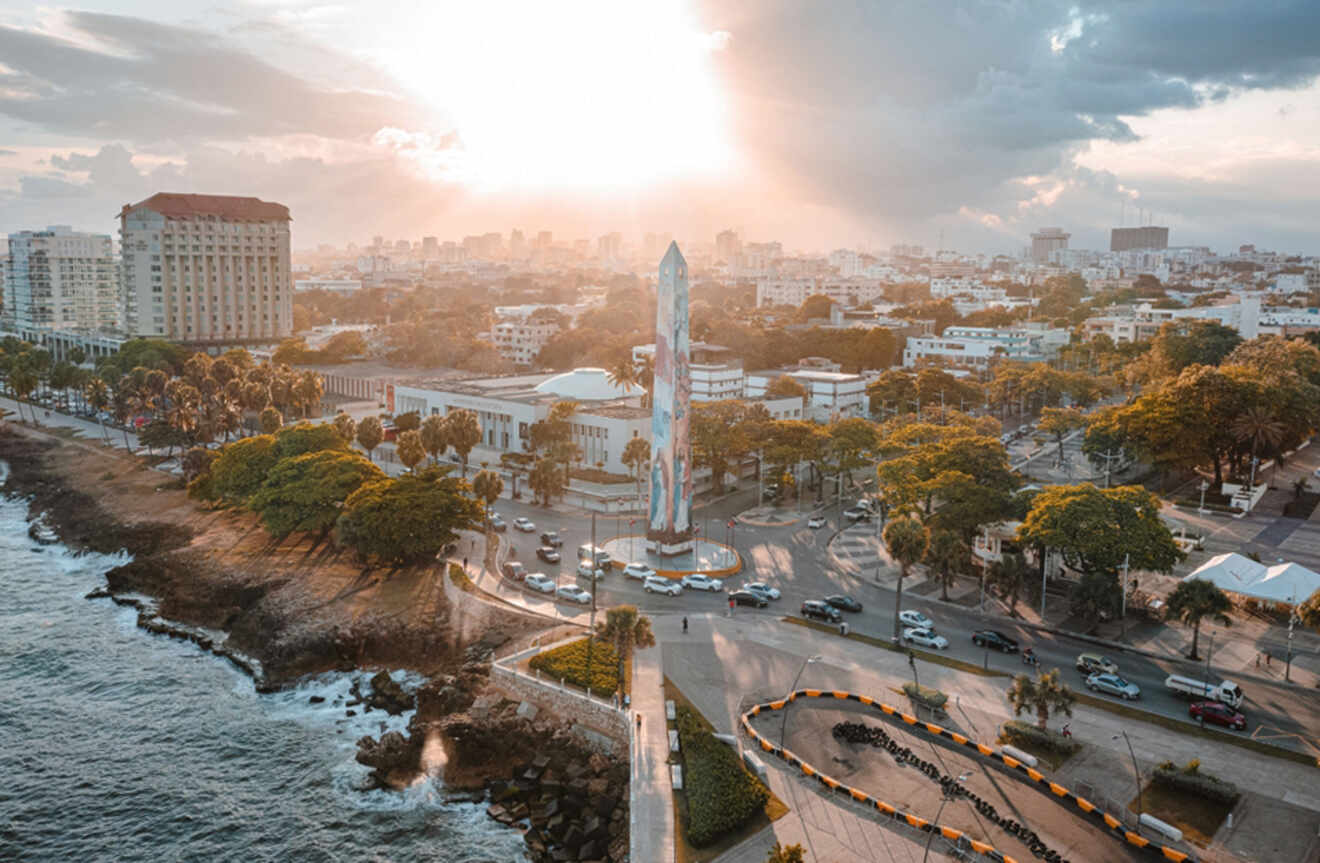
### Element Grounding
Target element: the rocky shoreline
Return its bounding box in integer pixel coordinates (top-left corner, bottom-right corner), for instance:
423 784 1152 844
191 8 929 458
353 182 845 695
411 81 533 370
0 424 630 861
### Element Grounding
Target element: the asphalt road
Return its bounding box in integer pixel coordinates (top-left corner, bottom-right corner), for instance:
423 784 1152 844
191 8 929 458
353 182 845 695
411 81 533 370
483 490 1320 758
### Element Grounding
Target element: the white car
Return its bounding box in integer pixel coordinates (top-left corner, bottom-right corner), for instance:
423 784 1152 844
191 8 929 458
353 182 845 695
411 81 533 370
743 582 781 601
903 627 949 649
899 610 934 630
524 573 556 594
807 516 827 529
622 563 656 580
556 584 592 604
680 573 724 592
643 575 682 596
576 561 607 580
513 517 536 532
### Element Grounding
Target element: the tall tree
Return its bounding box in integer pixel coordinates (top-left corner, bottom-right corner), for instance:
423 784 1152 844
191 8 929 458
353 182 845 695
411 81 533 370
394 410 422 432
989 551 1030 613
396 429 427 473
248 450 384 542
1017 484 1182 581
924 528 969 602
528 457 563 506
332 412 357 445
621 436 651 502
1038 406 1086 466
84 375 111 443
1006 668 1076 730
357 416 384 461
595 605 656 694
883 516 929 641
691 400 752 495
1229 406 1285 484
336 467 483 565
420 413 449 465
1165 578 1232 660
259 406 284 434
445 409 483 477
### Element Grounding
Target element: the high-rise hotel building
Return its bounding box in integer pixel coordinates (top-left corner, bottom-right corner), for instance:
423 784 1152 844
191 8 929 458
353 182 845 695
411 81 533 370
119 193 292 342
3 226 118 336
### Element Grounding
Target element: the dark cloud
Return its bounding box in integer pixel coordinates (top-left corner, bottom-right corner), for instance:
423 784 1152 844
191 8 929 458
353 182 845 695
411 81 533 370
0 11 426 143
697 0 1320 231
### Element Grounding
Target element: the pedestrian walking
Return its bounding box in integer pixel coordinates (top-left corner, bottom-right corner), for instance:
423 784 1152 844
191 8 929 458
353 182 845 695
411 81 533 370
1266 651 1272 666
636 713 642 732
463 556 468 570
728 596 735 617
682 616 688 634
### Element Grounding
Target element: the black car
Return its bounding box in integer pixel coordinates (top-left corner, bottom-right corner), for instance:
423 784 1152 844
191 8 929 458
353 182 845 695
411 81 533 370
825 594 863 613
971 630 1019 652
501 561 527 581
728 590 768 608
536 546 561 564
801 600 842 622
540 531 563 548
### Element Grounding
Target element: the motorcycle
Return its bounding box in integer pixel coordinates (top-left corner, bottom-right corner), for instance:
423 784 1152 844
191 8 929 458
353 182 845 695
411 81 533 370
1022 649 1039 668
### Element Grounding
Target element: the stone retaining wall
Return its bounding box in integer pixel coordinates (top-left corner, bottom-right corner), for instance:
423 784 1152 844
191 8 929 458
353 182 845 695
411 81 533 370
492 655 629 756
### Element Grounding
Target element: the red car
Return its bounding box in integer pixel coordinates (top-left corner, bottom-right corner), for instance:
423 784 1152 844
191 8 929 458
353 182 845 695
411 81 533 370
1189 700 1246 730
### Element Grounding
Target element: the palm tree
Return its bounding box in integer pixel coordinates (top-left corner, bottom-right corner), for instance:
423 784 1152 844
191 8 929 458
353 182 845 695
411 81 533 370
471 469 504 561
1006 668 1075 730
636 355 655 409
595 605 656 695
9 368 37 423
606 357 639 394
1166 578 1232 660
924 528 968 602
84 376 111 443
1230 406 1286 488
989 552 1030 613
445 409 483 477
420 413 448 465
295 371 324 419
883 515 929 641
621 436 650 504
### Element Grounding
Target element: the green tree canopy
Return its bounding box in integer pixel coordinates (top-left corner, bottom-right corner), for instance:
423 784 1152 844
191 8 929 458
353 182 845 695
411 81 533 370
1017 484 1182 580
273 422 349 461
691 400 755 495
192 434 279 504
336 467 483 565
248 450 384 540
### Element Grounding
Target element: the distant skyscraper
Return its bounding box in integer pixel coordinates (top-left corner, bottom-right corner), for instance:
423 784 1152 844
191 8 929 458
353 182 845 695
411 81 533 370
536 230 553 250
510 229 527 260
421 236 439 259
119 193 292 341
715 229 741 263
1030 227 1070 262
648 242 693 554
1110 226 1169 252
3 226 118 335
597 232 623 261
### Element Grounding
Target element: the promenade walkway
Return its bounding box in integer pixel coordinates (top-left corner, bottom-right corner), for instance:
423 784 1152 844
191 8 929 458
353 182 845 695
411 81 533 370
630 634 675 863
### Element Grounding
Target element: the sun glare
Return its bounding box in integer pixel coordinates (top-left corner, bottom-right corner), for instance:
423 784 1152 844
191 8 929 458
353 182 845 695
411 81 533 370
386 0 731 190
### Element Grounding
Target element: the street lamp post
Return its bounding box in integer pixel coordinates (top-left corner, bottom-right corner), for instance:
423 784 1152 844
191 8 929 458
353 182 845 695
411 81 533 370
921 771 972 863
1113 731 1143 823
1198 480 1210 515
779 655 821 746
1286 594 1300 682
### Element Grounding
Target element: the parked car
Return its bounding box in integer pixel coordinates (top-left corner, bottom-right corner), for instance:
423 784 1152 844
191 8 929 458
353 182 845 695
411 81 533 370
728 589 768 608
898 609 933 630
536 546 561 564
1075 653 1119 675
623 563 656 580
524 573 556 594
489 514 507 532
642 575 682 596
842 507 870 522
903 627 949 649
807 515 827 529
556 584 592 604
576 561 606 580
513 517 536 532
825 594 862 613
540 531 563 548
680 573 724 592
1189 700 1247 730
801 600 842 623
971 630 1019 652
743 582 781 601
501 561 527 581
1087 672 1141 700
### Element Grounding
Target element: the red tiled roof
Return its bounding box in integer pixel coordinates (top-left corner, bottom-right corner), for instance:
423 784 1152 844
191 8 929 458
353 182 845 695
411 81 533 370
120 193 290 222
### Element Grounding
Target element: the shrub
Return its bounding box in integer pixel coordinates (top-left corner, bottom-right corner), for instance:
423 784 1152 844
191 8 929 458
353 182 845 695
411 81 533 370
902 682 948 710
676 706 769 846
1152 760 1239 805
1001 720 1081 756
528 638 619 696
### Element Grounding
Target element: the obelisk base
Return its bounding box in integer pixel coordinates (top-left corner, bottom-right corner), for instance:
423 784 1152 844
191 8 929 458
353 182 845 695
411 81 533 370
646 533 696 557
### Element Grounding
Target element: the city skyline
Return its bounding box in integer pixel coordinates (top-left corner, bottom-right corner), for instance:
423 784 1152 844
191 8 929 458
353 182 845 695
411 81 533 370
0 2 1318 255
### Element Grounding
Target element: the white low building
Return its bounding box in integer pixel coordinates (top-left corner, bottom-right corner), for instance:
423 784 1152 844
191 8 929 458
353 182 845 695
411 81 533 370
294 278 362 294
1082 296 1261 343
903 325 1069 368
632 342 745 401
756 277 890 308
490 319 560 366
744 367 866 421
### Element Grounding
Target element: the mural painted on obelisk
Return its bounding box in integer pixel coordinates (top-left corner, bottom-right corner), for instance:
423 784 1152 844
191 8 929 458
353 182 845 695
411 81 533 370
648 242 693 549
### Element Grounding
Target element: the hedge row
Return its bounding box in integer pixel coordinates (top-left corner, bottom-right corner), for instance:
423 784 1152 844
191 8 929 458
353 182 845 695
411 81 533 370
1000 720 1081 756
1153 760 1240 805
528 638 620 696
676 706 769 847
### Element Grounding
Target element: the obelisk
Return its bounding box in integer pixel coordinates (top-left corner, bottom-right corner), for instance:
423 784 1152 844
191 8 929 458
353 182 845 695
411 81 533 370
647 242 694 555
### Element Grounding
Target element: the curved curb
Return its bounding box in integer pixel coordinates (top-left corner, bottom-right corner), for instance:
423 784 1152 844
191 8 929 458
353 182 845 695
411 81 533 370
740 689 1196 863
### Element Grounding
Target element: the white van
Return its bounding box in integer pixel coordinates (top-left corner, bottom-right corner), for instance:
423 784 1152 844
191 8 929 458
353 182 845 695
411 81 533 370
577 544 611 568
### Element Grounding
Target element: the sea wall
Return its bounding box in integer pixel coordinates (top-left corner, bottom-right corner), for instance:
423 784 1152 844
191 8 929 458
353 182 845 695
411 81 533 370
491 643 630 756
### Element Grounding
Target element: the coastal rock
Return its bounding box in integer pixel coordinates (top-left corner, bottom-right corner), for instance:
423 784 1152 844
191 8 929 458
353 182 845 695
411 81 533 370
354 730 423 788
366 671 414 716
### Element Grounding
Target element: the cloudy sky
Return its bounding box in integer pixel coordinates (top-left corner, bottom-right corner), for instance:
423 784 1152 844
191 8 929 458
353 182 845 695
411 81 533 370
0 1 1317 256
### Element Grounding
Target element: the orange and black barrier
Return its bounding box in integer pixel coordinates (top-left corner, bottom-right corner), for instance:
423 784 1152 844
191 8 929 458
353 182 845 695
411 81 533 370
740 689 1194 863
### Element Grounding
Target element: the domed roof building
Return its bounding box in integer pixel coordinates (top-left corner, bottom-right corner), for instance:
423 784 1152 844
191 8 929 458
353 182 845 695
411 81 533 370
533 367 643 401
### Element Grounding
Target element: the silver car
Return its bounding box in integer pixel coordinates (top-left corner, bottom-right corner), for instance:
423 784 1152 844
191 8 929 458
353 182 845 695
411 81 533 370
1087 672 1141 700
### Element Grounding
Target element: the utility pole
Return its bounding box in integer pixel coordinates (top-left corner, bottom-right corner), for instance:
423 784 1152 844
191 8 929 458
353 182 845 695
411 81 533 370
1286 594 1299 682
1120 553 1130 640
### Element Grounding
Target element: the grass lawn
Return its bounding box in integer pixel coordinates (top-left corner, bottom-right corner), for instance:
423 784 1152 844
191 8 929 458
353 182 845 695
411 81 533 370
664 677 788 863
1128 782 1234 847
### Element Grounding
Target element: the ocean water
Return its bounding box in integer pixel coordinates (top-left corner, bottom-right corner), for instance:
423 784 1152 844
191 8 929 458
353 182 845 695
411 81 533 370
0 480 526 863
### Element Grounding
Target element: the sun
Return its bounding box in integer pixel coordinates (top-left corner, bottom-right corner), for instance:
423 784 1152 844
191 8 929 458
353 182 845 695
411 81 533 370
384 0 732 190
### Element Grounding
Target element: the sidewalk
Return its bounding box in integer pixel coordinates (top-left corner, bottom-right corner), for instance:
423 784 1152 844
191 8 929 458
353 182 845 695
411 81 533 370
630 636 675 863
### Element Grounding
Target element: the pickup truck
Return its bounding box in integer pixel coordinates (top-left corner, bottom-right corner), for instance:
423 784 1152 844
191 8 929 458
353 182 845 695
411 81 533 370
1164 674 1244 708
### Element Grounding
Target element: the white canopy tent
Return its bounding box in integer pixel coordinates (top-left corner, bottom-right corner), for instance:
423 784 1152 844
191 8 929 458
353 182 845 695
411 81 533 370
1184 553 1320 605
